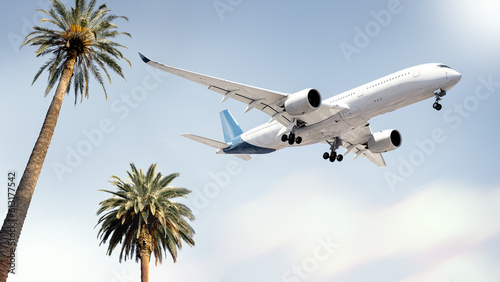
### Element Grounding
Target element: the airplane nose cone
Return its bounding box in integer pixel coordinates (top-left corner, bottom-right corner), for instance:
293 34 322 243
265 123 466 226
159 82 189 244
450 69 462 83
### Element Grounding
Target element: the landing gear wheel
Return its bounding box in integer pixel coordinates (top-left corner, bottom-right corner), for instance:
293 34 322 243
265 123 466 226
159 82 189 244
331 151 337 159
329 151 337 162
281 135 288 142
288 133 295 145
325 137 343 164
433 102 443 111
329 155 336 162
337 154 344 162
295 136 302 144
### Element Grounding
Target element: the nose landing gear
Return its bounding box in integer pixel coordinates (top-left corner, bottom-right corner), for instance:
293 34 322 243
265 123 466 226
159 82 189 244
433 89 446 111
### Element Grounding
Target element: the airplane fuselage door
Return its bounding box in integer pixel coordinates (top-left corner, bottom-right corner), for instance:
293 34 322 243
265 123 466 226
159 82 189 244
357 88 363 97
413 67 421 77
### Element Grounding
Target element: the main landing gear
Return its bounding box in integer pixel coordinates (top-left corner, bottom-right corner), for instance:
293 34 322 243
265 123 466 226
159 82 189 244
281 132 302 145
281 120 306 145
323 137 343 163
433 89 446 111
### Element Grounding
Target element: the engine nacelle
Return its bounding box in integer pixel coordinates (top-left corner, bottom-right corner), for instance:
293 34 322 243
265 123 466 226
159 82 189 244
284 88 322 116
367 129 402 153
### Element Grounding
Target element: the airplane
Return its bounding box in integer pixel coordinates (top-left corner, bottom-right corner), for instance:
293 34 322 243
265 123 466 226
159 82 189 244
139 53 461 166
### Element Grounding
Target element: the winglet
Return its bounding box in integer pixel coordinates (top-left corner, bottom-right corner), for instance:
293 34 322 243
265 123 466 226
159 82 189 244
138 52 150 63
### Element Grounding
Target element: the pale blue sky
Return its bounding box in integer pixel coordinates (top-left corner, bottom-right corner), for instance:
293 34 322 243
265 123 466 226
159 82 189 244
1 0 500 281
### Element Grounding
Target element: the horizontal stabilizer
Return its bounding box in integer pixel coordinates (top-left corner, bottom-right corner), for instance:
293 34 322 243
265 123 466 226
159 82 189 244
182 134 230 149
235 154 252 161
182 134 252 161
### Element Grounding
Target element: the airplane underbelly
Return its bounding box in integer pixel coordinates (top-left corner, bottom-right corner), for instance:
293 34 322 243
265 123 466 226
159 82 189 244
296 113 352 143
224 135 276 154
243 127 285 150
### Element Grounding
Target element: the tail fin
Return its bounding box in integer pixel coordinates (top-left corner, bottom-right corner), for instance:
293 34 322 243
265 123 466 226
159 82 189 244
220 110 243 143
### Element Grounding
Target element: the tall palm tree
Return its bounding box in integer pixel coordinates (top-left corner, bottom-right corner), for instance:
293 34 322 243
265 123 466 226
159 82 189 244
0 0 130 279
96 163 195 282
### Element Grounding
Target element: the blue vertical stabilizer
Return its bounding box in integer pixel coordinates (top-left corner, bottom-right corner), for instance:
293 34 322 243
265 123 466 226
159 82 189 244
220 110 243 143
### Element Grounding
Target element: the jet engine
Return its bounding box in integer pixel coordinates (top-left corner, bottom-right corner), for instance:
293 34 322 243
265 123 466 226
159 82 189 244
367 129 402 153
284 88 322 116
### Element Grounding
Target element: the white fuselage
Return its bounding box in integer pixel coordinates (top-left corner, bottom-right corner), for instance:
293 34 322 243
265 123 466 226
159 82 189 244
238 63 461 151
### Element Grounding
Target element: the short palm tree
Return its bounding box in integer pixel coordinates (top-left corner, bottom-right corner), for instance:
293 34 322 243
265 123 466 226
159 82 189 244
96 163 195 282
0 0 130 279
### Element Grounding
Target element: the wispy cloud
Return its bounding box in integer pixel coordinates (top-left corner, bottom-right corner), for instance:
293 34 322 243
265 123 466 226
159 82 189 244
193 171 500 281
316 180 500 280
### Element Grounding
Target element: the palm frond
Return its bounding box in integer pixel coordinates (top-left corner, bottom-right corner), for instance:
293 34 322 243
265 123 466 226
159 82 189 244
21 0 130 104
96 163 195 264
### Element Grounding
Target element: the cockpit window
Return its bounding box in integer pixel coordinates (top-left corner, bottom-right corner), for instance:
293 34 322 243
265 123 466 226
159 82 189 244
437 64 451 69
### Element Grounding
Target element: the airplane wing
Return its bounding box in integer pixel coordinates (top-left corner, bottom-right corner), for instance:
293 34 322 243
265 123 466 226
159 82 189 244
140 53 294 126
340 124 387 167
349 144 386 167
139 53 346 127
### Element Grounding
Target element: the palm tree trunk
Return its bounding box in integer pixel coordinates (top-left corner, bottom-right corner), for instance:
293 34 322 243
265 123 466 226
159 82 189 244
138 224 153 282
0 55 76 281
140 253 150 282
